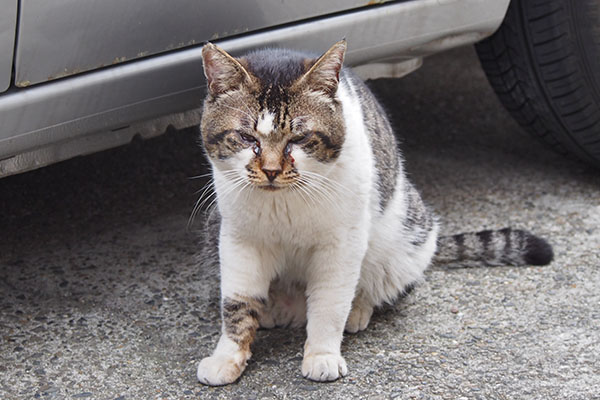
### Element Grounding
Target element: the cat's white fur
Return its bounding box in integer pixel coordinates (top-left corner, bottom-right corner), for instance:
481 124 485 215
255 111 276 136
197 76 439 384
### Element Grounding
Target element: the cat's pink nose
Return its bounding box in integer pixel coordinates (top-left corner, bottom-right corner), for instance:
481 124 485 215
262 168 281 182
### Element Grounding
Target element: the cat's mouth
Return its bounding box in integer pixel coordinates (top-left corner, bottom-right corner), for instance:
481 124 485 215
258 183 284 191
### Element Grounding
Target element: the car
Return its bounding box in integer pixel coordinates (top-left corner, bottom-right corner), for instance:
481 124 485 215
1 0 598 178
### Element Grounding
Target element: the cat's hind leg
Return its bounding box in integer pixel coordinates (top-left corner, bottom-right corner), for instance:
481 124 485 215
350 181 439 332
344 290 374 333
259 279 307 329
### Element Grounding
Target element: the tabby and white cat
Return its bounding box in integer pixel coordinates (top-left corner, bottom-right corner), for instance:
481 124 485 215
195 40 553 386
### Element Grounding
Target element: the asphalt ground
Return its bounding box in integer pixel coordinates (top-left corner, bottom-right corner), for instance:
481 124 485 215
1 46 599 399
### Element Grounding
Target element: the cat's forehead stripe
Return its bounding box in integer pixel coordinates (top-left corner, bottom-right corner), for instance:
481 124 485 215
256 111 275 136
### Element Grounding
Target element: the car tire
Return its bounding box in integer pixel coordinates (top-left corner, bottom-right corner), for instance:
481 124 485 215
475 0 600 167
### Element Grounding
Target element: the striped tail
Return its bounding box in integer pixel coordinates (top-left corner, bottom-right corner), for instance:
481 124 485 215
436 228 554 266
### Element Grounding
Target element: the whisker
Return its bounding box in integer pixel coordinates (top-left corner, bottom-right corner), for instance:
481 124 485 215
188 191 211 230
187 168 248 229
301 170 350 192
290 182 309 207
300 170 355 196
189 167 239 183
197 186 219 210
188 172 213 180
203 176 249 212
188 181 218 229
194 178 215 195
295 178 319 208
231 180 254 205
298 176 346 215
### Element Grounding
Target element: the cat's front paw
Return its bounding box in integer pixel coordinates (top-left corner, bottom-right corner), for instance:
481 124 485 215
301 353 348 382
197 354 245 386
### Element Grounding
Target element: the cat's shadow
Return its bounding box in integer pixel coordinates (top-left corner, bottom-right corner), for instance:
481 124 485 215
241 292 414 380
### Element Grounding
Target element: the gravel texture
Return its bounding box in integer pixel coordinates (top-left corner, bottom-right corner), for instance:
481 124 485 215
1 47 599 400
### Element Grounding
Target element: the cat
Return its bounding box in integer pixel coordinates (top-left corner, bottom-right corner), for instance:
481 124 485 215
195 40 553 386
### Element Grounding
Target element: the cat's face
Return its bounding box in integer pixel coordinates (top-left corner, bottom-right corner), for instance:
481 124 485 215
200 41 347 191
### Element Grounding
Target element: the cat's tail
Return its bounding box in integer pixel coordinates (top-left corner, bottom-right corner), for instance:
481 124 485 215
435 228 554 266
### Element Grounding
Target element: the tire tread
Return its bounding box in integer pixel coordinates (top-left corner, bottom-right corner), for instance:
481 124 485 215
475 0 600 166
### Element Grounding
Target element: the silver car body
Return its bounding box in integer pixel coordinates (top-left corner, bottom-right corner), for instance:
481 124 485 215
0 0 510 177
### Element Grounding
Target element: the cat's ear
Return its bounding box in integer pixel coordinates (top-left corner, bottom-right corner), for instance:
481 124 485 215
299 40 347 97
201 42 253 96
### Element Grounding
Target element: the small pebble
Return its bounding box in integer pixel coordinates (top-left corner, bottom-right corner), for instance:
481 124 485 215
72 392 93 398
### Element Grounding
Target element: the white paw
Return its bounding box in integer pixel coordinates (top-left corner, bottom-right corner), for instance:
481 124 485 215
345 304 373 333
258 309 276 329
197 354 244 386
301 353 348 382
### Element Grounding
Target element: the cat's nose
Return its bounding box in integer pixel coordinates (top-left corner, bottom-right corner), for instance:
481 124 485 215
262 168 282 182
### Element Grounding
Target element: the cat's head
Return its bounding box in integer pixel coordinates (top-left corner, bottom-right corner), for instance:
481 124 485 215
200 40 347 191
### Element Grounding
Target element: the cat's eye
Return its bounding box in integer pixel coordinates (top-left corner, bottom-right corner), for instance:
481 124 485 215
288 132 312 145
239 132 257 144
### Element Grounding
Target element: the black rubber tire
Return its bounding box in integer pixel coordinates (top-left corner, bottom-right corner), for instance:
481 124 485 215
475 0 600 167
